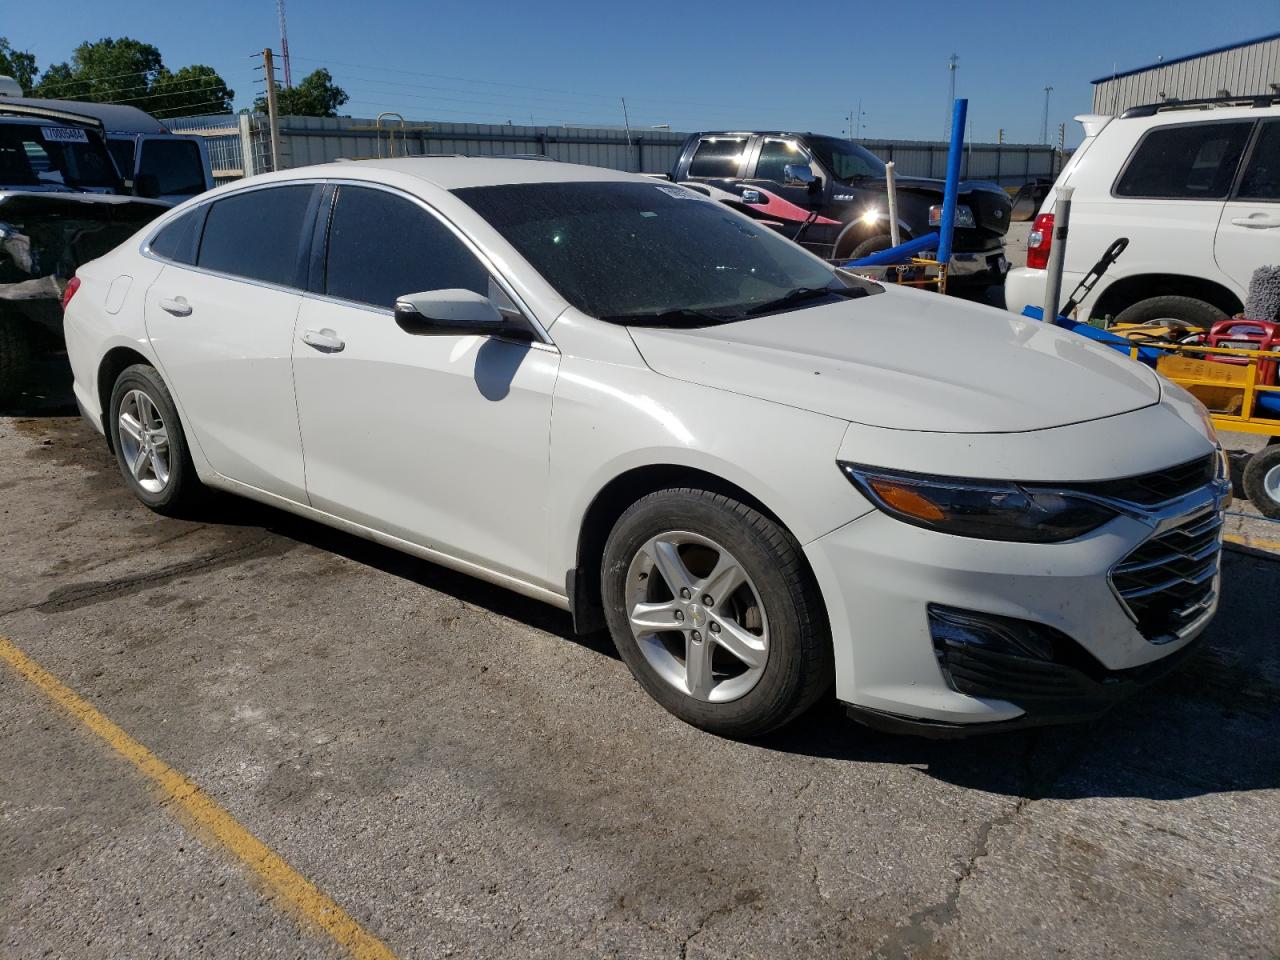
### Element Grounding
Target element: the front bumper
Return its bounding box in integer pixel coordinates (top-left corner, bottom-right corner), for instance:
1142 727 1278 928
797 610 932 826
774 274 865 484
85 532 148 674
804 480 1227 732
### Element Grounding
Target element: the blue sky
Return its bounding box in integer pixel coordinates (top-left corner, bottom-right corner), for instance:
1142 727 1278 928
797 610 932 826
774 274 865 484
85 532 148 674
4 0 1276 145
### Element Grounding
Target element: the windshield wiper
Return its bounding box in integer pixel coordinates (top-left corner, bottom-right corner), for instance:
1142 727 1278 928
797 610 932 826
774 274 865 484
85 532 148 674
600 307 736 328
742 285 866 317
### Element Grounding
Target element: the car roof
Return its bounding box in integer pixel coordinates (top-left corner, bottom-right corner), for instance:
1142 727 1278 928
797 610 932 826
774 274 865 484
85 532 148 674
0 97 169 134
286 155 645 190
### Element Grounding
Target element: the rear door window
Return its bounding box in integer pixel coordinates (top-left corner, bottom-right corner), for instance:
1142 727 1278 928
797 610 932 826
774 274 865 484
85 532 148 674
687 138 747 178
1115 121 1253 199
149 209 203 265
138 139 206 197
1237 121 1280 201
322 185 489 309
197 184 316 286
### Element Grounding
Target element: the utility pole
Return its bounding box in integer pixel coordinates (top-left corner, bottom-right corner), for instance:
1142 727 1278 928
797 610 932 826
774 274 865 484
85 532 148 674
856 97 864 138
945 53 959 139
1040 84 1053 144
997 127 1005 144
262 48 282 172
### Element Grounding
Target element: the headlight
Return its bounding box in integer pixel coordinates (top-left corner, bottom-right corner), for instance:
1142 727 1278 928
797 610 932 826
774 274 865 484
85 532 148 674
840 464 1117 543
928 204 976 228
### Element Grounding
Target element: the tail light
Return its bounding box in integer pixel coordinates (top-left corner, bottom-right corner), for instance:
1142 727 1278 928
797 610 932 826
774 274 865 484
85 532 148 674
1026 213 1054 270
61 276 81 311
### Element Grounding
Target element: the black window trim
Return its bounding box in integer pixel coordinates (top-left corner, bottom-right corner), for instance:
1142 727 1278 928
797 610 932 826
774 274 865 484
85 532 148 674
1231 117 1280 202
1109 117 1258 202
304 178 553 345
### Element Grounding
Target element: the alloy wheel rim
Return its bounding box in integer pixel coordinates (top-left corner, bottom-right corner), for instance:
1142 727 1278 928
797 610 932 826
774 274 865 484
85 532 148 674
625 530 769 703
117 389 171 495
1264 462 1280 507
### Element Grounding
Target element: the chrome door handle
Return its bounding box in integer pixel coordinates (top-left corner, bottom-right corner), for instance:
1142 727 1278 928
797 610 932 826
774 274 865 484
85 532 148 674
1230 215 1280 228
301 328 345 352
159 296 192 316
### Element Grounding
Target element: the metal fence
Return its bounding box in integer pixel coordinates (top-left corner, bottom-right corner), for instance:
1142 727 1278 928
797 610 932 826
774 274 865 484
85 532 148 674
169 113 1061 188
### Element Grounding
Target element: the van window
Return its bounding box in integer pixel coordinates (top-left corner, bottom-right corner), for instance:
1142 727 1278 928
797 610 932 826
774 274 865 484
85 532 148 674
1238 121 1280 201
197 185 315 286
138 139 206 197
323 185 488 309
1115 122 1252 199
687 138 746 178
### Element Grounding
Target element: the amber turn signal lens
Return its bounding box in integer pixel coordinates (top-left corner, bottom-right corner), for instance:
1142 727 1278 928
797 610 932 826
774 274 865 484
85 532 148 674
868 479 947 522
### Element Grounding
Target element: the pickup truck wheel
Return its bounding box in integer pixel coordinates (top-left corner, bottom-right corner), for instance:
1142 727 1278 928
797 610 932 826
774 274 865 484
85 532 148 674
601 488 833 737
1114 296 1227 329
847 235 894 261
108 364 205 517
0 314 32 406
1243 445 1280 520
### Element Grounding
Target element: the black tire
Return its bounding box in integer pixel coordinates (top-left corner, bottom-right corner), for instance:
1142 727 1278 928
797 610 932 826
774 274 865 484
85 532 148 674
847 234 894 261
0 313 33 406
108 363 205 517
601 488 833 737
1242 445 1280 520
1113 295 1227 329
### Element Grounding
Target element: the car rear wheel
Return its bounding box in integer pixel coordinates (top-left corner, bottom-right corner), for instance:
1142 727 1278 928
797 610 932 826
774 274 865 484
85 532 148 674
1243 445 1280 520
109 364 205 517
601 488 833 737
1113 295 1227 329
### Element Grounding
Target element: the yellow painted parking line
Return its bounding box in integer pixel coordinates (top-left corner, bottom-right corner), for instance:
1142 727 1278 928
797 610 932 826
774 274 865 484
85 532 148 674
1224 533 1280 554
0 635 398 960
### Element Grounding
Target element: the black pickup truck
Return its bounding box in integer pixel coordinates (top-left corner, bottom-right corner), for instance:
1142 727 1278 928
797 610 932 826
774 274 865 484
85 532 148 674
668 131 1011 284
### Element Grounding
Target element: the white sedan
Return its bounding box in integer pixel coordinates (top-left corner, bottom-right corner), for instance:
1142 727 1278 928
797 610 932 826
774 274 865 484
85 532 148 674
63 158 1229 737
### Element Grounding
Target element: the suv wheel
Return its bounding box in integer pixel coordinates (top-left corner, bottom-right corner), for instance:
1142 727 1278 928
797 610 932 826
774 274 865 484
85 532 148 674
1113 295 1227 329
108 364 205 517
601 488 833 737
1243 445 1280 520
847 234 894 262
0 314 32 406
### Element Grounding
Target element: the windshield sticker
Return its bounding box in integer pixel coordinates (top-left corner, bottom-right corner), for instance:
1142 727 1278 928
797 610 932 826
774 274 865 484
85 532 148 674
41 126 90 144
654 184 699 200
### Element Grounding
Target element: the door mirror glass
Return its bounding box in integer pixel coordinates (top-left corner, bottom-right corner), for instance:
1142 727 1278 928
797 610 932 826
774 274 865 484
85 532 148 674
783 163 818 188
394 289 507 336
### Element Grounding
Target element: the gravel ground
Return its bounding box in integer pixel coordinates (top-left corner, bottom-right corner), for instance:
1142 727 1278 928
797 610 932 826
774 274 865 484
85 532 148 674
1 360 1277 960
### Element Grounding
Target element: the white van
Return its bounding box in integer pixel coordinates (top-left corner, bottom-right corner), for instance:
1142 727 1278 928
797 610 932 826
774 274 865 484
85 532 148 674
1005 97 1279 325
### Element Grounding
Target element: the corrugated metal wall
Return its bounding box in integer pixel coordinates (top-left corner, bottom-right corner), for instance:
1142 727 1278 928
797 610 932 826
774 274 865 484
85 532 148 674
171 114 1060 186
1092 36 1280 114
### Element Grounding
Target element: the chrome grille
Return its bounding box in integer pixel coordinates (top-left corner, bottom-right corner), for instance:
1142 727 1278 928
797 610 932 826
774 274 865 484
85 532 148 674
1110 509 1222 643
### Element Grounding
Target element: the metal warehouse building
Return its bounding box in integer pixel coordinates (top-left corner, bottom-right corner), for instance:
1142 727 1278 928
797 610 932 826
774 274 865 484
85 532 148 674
1092 32 1280 115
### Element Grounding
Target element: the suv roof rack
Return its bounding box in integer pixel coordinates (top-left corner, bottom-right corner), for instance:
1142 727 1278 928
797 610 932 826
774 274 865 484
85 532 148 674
1121 94 1280 118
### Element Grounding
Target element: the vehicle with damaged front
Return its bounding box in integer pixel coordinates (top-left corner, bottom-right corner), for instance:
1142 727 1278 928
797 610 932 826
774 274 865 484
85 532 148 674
64 158 1229 737
0 109 168 402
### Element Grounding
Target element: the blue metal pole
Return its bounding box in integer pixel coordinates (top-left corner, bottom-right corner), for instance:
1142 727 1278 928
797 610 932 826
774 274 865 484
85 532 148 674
936 98 967 268
845 231 938 267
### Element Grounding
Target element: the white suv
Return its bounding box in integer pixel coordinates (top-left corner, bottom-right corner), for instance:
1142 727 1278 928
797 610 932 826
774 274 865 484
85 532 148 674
1006 98 1280 325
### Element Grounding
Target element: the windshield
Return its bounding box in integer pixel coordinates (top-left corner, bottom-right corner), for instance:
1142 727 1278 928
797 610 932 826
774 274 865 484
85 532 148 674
807 137 886 182
0 123 121 190
453 181 868 323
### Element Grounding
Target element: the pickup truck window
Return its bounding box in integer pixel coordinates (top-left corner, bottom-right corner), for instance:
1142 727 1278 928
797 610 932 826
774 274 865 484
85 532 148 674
755 139 809 182
0 123 121 190
687 137 747 178
806 136 886 182
454 181 865 324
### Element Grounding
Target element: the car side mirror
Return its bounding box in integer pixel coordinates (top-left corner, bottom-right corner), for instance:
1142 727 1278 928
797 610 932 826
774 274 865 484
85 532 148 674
783 163 820 190
394 288 512 337
133 173 162 198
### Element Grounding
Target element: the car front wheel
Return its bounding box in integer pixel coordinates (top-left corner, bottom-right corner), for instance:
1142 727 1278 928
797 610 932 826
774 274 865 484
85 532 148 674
601 488 833 737
109 364 204 517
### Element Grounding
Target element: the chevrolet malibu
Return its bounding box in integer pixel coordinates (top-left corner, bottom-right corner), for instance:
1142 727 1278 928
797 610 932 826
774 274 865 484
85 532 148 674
63 158 1230 737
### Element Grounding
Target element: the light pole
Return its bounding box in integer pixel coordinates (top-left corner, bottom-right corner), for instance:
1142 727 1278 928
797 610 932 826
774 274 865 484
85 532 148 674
945 53 959 139
1041 84 1053 144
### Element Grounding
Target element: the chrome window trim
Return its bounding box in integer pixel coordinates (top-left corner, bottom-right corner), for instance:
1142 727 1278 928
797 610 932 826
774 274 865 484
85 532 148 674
140 175 554 346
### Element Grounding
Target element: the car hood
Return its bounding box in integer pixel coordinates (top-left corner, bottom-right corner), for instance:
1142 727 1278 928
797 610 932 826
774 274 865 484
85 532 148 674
627 287 1162 433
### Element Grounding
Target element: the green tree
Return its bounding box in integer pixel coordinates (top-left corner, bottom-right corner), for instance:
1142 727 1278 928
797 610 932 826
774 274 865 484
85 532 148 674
31 37 233 116
0 37 38 92
255 68 348 117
